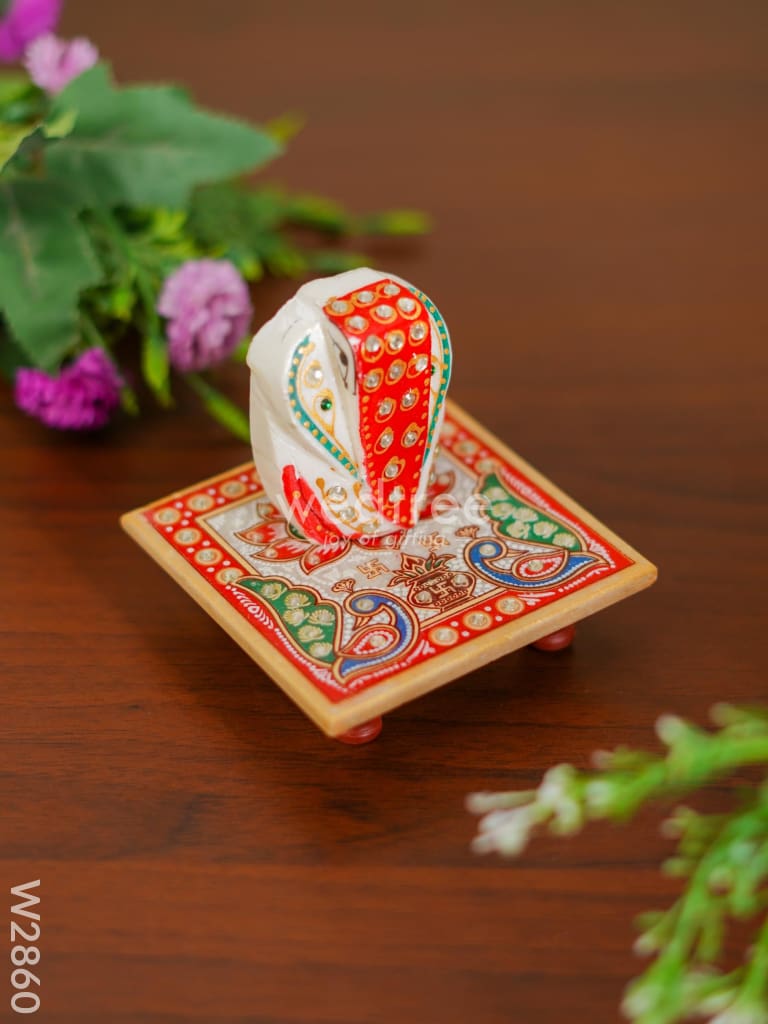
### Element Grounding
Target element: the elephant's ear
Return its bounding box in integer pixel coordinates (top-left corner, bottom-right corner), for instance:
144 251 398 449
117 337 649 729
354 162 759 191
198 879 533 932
414 285 452 470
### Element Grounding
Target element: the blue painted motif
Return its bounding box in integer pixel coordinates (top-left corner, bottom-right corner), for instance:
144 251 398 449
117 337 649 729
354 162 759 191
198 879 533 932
466 538 598 589
337 592 415 679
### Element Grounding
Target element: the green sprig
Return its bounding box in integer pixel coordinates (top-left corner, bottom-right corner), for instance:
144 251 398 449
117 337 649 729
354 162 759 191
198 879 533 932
468 705 768 1024
185 372 250 442
0 58 428 438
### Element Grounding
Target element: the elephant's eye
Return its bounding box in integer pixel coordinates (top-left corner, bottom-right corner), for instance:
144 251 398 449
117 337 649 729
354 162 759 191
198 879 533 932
320 397 332 412
333 343 348 378
331 338 356 393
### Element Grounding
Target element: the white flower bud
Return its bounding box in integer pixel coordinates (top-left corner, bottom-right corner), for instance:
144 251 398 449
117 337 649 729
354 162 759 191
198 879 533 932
660 815 684 839
656 713 686 744
470 806 535 858
709 1002 768 1024
632 932 660 956
591 749 613 770
465 791 534 814
585 779 615 814
621 979 657 1017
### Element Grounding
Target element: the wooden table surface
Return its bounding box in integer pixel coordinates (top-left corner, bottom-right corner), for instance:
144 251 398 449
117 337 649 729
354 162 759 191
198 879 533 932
3 3 767 1022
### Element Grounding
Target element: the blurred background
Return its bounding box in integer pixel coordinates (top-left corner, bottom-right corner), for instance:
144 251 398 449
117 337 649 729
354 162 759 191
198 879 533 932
61 0 768 490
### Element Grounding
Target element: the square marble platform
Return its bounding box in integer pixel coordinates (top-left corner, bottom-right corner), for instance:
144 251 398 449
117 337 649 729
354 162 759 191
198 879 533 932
121 400 656 737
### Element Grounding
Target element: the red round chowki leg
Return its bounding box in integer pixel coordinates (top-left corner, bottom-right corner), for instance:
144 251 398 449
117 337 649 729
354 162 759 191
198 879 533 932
335 716 384 745
531 623 576 652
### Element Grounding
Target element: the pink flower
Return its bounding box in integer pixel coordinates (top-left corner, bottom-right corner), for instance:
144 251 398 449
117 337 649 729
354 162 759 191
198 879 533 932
158 260 253 373
15 348 122 430
0 0 61 63
24 33 98 94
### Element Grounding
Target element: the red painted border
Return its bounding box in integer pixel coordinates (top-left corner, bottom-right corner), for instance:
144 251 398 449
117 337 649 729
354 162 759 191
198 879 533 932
142 411 632 702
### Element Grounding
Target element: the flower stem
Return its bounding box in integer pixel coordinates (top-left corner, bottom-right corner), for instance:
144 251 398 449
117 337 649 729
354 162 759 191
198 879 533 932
79 308 139 415
185 373 250 443
739 911 768 1006
623 802 768 1023
91 207 172 406
588 733 768 821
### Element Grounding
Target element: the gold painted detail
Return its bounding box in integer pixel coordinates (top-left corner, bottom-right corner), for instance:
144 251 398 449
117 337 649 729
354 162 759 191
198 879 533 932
288 336 357 477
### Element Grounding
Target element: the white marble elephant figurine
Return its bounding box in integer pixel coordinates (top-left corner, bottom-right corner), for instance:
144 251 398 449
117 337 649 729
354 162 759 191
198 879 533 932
247 269 452 545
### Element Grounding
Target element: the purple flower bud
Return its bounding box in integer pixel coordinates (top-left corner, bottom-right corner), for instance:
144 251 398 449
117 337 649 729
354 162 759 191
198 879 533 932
158 259 253 373
15 348 122 431
0 0 61 63
24 32 98 94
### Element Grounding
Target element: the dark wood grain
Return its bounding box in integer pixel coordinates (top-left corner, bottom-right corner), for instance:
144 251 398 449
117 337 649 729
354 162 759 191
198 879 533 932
2 2 767 1021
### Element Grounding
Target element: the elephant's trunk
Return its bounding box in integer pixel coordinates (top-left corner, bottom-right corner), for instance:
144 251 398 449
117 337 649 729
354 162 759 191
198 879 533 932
323 279 433 530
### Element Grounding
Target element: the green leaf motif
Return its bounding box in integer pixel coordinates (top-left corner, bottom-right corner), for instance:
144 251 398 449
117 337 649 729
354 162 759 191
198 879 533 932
46 64 282 210
478 471 581 548
0 181 103 370
236 577 338 665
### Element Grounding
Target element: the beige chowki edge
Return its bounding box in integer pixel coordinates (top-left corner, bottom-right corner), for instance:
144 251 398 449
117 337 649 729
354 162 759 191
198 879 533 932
122 270 657 743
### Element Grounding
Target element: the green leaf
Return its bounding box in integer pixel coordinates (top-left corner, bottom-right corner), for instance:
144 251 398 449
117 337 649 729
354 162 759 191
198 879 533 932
146 208 187 242
0 80 48 130
120 385 140 416
263 112 304 144
306 249 367 274
141 329 172 406
46 64 282 209
260 237 307 277
0 73 32 108
355 209 431 235
281 192 351 233
0 181 103 370
106 282 137 321
188 182 283 245
0 100 75 176
227 249 263 281
188 183 314 276
44 107 77 140
231 337 250 362
0 86 61 173
0 121 39 172
186 372 250 441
